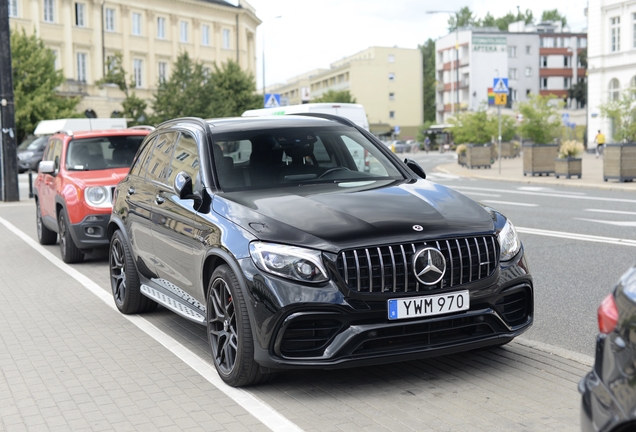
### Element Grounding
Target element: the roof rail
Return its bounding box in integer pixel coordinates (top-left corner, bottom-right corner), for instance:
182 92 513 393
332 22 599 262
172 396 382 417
54 130 74 137
156 117 212 135
128 125 156 131
287 112 357 128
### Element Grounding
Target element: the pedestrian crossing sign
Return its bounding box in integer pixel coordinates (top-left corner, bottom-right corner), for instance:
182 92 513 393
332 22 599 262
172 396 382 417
264 93 281 108
493 78 509 94
495 93 507 105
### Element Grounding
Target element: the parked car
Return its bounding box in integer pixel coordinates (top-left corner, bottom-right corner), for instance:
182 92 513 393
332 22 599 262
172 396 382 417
108 115 534 387
34 128 150 263
17 135 49 173
580 264 636 432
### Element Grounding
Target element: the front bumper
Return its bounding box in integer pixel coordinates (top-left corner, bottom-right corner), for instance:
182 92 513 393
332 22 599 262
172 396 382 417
239 251 534 370
68 214 111 250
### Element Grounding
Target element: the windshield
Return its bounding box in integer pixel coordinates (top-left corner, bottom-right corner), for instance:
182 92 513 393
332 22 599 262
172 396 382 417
212 126 404 191
18 136 48 151
66 135 145 171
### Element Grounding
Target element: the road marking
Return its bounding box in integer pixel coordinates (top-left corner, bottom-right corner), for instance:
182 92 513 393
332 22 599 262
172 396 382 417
575 218 636 227
461 192 502 197
482 200 538 207
452 185 636 204
585 208 636 216
516 226 636 247
517 186 586 195
427 172 461 180
0 216 303 432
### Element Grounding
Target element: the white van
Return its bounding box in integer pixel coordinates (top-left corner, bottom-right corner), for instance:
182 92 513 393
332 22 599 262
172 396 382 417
33 118 127 136
242 103 369 131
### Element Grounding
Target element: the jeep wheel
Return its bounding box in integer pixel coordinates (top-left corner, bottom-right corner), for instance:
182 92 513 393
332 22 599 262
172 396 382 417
36 200 57 245
207 265 269 387
110 230 157 314
58 209 84 263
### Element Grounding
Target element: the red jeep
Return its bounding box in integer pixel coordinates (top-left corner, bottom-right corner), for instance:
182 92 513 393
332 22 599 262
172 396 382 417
35 128 150 263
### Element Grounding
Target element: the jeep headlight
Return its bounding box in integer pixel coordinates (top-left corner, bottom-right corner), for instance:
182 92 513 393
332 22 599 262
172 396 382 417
498 219 521 261
85 186 112 208
249 242 329 283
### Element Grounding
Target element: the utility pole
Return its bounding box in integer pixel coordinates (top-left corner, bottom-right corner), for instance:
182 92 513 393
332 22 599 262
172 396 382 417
0 0 20 202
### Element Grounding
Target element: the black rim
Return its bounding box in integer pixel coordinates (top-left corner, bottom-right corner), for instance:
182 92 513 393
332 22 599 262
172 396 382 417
59 213 67 253
208 277 237 375
110 237 126 306
36 203 42 239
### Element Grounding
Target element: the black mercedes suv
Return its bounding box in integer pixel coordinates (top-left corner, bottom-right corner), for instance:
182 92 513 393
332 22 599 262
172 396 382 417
108 115 533 387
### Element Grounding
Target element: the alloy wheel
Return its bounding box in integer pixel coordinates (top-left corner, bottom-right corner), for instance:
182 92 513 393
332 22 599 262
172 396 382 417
208 277 238 375
110 237 127 306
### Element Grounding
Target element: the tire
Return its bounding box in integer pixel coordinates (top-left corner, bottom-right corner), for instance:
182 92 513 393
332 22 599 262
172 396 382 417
109 229 157 314
58 209 84 263
207 265 269 387
36 200 57 245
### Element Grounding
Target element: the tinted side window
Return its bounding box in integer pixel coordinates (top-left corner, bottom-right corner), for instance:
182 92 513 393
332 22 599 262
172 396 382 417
145 132 178 182
130 136 156 177
51 140 63 173
167 133 199 188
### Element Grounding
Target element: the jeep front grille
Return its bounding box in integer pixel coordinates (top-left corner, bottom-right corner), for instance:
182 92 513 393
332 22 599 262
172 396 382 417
335 236 499 294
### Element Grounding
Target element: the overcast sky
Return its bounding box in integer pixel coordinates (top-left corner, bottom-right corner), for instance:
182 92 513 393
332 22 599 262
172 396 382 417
243 0 588 91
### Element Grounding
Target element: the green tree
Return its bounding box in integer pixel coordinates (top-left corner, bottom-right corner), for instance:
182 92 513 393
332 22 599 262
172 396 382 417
11 29 80 143
97 53 148 125
207 59 262 117
311 90 357 104
150 51 211 123
420 39 436 123
449 108 493 145
417 120 434 142
447 7 480 31
599 91 636 142
541 9 567 26
517 94 563 144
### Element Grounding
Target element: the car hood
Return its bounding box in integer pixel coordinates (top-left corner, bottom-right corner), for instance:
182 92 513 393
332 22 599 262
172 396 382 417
63 168 129 188
212 179 495 253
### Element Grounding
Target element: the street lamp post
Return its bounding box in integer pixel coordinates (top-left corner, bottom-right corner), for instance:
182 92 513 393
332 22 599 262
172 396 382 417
427 11 460 115
261 15 282 99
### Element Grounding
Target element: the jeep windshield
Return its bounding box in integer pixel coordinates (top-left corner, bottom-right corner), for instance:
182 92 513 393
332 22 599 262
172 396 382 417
211 126 404 191
66 136 145 171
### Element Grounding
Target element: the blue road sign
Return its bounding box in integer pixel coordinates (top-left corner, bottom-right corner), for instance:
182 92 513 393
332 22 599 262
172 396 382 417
264 93 281 108
493 78 509 94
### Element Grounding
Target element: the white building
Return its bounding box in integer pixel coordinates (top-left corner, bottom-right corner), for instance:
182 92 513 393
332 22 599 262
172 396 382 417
587 0 636 143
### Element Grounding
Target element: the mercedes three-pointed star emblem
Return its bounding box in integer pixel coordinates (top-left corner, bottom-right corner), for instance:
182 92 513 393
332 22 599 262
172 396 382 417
413 247 447 285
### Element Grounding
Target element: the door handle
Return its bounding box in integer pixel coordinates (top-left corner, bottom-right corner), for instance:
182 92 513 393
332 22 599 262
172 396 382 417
155 195 165 205
127 187 135 195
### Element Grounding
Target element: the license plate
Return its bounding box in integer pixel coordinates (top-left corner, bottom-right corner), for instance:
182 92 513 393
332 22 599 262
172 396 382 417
387 291 469 320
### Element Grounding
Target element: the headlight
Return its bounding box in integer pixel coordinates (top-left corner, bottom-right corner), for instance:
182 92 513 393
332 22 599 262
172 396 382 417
18 151 34 160
85 186 112 208
498 219 521 261
249 242 329 283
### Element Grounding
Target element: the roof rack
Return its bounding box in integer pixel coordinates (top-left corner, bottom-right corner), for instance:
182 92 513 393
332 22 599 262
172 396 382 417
288 112 357 128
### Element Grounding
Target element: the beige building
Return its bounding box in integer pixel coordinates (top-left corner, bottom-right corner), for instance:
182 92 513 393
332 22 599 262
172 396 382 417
8 0 260 119
269 47 423 139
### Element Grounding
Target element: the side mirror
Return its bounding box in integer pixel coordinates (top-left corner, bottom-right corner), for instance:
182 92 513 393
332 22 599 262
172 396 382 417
38 160 55 174
174 171 201 202
404 158 426 179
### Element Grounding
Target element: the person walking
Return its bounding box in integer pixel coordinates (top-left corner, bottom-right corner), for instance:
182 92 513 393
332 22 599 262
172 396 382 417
424 136 430 154
594 130 605 158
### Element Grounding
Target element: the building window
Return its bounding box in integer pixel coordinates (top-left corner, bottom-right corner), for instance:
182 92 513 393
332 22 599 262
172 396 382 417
508 46 517 58
52 49 59 69
542 37 554 48
75 3 85 27
105 8 115 31
133 59 143 88
157 17 165 39
388 54 395 63
525 45 532 55
43 0 54 22
526 89 531 96
563 37 571 48
511 89 518 101
8 0 18 17
389 92 395 101
541 56 548 68
564 77 571 89
564 56 571 67
222 29 230 49
633 14 636 48
611 17 621 52
525 67 532 77
180 21 188 43
609 78 620 101
389 111 395 119
578 37 587 48
509 68 517 79
158 62 167 83
388 73 395 81
202 24 210 46
132 12 141 36
77 52 87 82
541 78 548 89
630 76 636 99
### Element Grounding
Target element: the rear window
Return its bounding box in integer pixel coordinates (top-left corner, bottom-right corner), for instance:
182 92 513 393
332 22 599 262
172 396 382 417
66 135 145 171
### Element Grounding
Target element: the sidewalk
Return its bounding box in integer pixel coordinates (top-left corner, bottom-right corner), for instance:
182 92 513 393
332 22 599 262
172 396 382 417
436 150 636 192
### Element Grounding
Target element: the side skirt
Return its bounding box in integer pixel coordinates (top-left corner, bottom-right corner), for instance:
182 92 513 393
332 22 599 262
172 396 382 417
140 283 206 324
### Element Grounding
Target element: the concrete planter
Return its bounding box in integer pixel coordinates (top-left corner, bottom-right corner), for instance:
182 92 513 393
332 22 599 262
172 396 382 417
554 157 582 179
500 142 520 158
523 143 559 176
603 143 636 182
457 153 467 166
466 144 492 169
